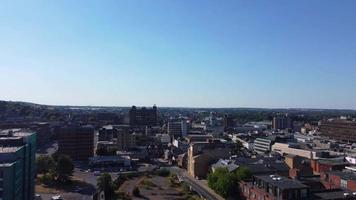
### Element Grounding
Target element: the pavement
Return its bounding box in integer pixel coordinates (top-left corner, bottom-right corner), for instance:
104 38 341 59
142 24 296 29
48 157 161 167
171 167 225 200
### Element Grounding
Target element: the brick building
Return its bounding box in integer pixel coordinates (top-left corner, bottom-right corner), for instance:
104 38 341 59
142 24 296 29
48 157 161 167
240 174 310 200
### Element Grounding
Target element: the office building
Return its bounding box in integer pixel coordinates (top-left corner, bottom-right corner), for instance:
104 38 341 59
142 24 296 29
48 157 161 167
58 125 94 160
0 129 37 200
223 114 234 128
129 105 158 126
98 125 117 141
116 126 136 151
319 119 356 142
254 138 273 154
168 120 188 138
272 116 293 130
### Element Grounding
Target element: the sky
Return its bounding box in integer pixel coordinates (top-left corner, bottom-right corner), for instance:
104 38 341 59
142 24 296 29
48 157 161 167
0 1 356 109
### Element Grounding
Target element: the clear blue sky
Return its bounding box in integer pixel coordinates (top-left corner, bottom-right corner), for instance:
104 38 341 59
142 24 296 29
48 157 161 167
1 1 356 109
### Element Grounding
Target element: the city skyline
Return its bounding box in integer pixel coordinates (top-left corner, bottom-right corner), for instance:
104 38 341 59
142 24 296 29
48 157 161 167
1 1 356 109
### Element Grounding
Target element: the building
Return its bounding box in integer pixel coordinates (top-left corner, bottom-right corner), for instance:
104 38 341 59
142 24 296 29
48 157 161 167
272 116 293 130
254 138 273 154
311 158 348 175
187 141 230 178
186 135 213 143
319 119 356 142
0 129 37 200
223 114 234 128
272 142 317 159
58 125 94 160
129 105 158 127
321 170 356 191
98 125 117 141
284 154 313 178
168 120 188 138
116 126 136 151
240 174 310 200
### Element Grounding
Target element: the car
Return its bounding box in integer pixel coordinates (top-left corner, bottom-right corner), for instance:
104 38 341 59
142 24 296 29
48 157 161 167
74 186 82 192
94 171 101 176
35 194 41 200
51 195 63 200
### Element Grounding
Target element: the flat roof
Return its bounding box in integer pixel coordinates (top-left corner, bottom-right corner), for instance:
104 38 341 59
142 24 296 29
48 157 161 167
313 190 356 199
0 147 21 153
329 170 356 181
255 175 308 190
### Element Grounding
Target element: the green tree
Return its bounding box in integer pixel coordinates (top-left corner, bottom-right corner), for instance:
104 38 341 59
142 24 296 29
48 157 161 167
36 155 55 174
55 154 74 182
207 168 239 199
235 166 252 181
97 173 115 199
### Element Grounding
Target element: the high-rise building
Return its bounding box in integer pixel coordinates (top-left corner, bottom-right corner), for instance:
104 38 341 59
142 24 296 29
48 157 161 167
129 105 158 126
168 120 187 138
0 129 37 200
116 126 136 151
272 116 293 130
223 114 234 128
58 125 94 160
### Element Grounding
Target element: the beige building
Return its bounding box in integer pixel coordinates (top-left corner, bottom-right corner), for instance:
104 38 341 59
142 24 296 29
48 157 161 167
272 142 318 159
187 141 230 178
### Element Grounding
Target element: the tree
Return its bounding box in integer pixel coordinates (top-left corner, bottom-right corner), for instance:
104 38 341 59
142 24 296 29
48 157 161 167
55 154 74 182
36 155 55 174
207 168 239 199
235 166 252 181
97 173 115 199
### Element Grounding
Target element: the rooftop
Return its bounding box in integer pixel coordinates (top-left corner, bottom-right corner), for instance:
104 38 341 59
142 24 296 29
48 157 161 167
0 146 21 153
329 170 356 181
255 175 308 190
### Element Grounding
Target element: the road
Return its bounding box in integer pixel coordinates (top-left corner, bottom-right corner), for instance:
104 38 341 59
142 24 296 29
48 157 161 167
171 167 225 200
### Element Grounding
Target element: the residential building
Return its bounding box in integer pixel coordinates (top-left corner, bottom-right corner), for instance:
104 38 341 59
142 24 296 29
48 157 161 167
129 105 158 126
58 125 94 160
0 129 37 200
240 174 310 200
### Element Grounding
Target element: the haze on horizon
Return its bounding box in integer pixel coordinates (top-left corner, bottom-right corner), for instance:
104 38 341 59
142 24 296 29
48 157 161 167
1 1 356 109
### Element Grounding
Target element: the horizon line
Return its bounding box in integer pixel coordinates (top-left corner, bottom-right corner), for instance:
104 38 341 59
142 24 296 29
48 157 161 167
1 99 356 112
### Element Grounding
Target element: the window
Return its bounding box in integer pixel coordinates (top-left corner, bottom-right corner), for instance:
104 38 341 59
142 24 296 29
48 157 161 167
301 189 308 198
341 179 348 188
